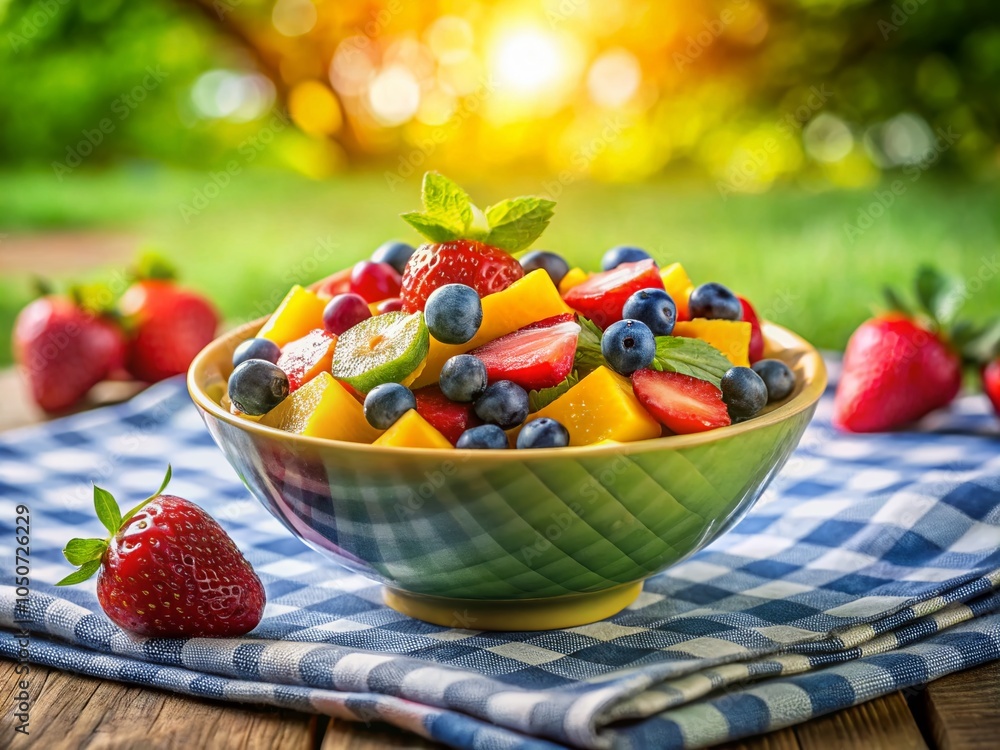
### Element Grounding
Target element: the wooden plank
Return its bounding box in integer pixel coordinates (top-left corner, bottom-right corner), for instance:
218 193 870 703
713 727 801 750
794 692 927 750
321 717 443 750
0 659 315 749
925 661 1000 750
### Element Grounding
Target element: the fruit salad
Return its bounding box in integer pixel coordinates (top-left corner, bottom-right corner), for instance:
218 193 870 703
224 172 798 450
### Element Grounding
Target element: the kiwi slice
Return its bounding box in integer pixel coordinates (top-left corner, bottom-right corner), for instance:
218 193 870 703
332 311 429 393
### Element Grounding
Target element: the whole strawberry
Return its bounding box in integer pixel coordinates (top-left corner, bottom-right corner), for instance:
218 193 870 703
119 255 219 382
13 295 126 412
834 267 972 433
984 360 1000 416
399 172 554 312
58 466 266 638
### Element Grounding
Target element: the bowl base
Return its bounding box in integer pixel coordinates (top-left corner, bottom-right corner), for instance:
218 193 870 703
383 582 643 631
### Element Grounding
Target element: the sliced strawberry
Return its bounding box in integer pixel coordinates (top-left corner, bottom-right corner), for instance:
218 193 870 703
470 314 580 390
739 297 765 363
413 384 482 445
401 239 524 313
563 259 663 329
276 329 337 391
632 369 731 434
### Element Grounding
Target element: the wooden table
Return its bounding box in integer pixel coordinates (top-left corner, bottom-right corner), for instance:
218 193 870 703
2 369 998 749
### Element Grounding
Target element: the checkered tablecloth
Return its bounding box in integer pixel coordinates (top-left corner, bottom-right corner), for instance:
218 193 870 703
1 360 999 749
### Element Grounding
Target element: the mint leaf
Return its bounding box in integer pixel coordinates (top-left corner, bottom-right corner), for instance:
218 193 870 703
915 266 963 328
574 316 605 373
63 538 108 566
93 485 121 536
400 211 463 243
56 559 101 587
652 336 732 388
422 172 473 232
484 197 556 253
529 371 579 412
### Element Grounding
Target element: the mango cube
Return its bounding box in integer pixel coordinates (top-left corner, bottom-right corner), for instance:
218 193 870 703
373 410 452 449
261 372 382 443
519 366 661 446
558 267 590 295
413 270 572 387
660 263 694 320
258 286 327 347
673 319 751 367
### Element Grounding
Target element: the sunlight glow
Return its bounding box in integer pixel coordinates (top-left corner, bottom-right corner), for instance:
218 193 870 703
492 28 564 95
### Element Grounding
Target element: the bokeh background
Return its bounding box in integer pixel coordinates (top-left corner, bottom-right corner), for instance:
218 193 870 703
1 0 998 364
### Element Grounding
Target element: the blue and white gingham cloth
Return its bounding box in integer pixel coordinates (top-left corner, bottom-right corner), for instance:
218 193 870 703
1 359 999 749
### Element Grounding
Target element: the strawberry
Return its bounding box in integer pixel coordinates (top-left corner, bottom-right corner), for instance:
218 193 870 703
632 369 731 434
739 297 765 363
414 384 482 445
563 259 664 329
13 295 126 412
832 267 983 433
119 279 219 382
984 359 1000 416
471 313 580 390
401 239 524 312
58 466 265 638
276 328 337 391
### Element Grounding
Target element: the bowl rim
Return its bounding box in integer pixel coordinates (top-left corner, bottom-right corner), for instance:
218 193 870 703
187 316 827 460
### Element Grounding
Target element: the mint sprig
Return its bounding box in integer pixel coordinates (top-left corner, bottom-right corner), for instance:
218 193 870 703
56 465 173 586
574 316 605 373
529 371 579 412
401 172 555 253
651 337 732 388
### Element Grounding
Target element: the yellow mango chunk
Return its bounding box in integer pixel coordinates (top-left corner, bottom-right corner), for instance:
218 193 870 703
518 366 661 446
258 286 327 347
413 270 572 387
660 263 694 320
673 319 751 367
261 372 382 443
558 267 590 295
373 410 452 449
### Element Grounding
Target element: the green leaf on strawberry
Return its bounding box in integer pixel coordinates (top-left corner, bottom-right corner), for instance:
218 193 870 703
914 265 963 327
56 464 172 586
651 337 732 388
401 171 555 254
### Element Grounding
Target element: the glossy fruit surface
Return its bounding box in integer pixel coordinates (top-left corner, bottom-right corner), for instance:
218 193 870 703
601 246 653 271
740 297 765 363
470 313 579 390
275 329 336 391
376 298 404 314
563 259 664 329
228 359 290 415
233 338 281 368
474 380 529 429
371 241 416 275
632 369 731 434
720 366 768 420
261 372 380 443
752 359 796 403
834 316 961 432
601 319 656 376
622 288 677 336
323 293 371 335
516 417 570 449
659 263 694 321
520 250 570 286
349 261 403 303
673 319 752 367
331 311 429 393
413 385 482 445
364 383 417 429
372 409 452 449
258 286 326 347
401 239 524 313
688 282 742 321
424 284 483 344
439 354 488 402
456 424 509 449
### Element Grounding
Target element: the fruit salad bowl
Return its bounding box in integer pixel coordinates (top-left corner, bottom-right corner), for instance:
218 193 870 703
188 316 826 631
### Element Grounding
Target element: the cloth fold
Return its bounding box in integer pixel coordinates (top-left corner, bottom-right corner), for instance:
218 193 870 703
0 365 998 750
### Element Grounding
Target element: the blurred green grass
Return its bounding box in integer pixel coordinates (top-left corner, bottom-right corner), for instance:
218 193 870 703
1 168 998 367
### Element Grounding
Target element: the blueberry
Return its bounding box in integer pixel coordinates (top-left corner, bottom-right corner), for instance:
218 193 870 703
720 366 768 420
363 382 416 429
425 284 483 345
520 250 570 286
456 424 509 449
440 354 488 402
752 359 796 403
228 359 289 416
601 319 656 376
622 288 677 336
689 282 742 321
233 338 281 368
474 380 529 430
516 418 570 449
371 240 416 275
601 246 653 271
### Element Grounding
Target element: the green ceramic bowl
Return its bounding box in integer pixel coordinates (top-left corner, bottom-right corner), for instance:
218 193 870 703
188 319 826 630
